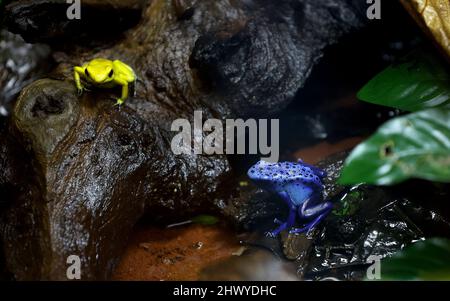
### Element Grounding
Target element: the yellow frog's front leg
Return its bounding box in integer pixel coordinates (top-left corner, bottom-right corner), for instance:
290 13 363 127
73 66 86 95
114 78 129 106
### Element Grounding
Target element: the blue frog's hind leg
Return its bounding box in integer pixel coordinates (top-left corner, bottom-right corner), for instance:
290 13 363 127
271 191 291 225
288 210 331 235
299 200 333 219
289 196 333 234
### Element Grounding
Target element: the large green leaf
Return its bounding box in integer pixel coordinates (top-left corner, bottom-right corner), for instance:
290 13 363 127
339 108 450 185
381 238 450 280
357 49 450 112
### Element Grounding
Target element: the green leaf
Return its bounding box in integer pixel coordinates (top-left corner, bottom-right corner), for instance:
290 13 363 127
381 238 450 280
191 215 219 225
357 49 450 112
339 108 450 185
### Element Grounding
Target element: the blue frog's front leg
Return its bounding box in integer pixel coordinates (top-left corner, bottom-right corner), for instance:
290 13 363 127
266 191 297 237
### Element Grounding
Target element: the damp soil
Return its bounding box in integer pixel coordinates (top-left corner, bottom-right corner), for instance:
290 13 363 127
113 224 241 281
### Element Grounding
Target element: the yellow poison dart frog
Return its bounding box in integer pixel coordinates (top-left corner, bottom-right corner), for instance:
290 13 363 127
74 58 136 106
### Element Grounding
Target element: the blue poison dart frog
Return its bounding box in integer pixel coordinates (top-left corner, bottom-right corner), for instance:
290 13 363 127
247 160 333 237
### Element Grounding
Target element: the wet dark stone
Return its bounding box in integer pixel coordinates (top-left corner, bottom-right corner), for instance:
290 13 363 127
3 0 145 45
0 30 53 116
225 185 286 233
5 79 233 280
173 0 197 20
0 118 41 280
0 0 370 280
281 232 313 261
190 0 367 117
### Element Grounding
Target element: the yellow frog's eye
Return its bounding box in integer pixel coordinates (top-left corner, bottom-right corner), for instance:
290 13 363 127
85 69 90 78
108 69 114 77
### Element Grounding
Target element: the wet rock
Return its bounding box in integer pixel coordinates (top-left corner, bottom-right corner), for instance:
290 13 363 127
190 0 367 117
224 184 285 233
0 118 43 280
281 232 313 261
0 30 53 116
2 0 368 280
5 78 232 280
298 153 450 280
5 0 368 117
4 0 145 45
172 0 197 20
